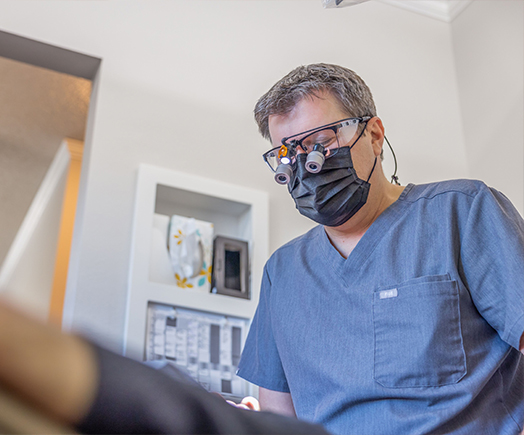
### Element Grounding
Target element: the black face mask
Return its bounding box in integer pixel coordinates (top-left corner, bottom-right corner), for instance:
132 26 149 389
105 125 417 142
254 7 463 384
288 146 376 227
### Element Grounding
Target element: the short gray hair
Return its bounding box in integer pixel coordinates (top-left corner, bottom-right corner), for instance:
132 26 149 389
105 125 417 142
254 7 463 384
254 63 377 141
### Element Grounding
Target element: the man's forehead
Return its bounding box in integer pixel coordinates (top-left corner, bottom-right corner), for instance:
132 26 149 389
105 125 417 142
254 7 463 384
268 94 347 144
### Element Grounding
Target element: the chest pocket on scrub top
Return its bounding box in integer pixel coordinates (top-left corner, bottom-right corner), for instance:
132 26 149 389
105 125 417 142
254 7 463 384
372 274 466 388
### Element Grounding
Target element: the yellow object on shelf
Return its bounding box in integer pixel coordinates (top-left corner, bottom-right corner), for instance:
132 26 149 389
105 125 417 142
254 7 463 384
167 215 214 292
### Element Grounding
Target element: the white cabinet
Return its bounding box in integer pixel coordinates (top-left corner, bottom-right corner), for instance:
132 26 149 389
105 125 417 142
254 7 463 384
124 164 269 361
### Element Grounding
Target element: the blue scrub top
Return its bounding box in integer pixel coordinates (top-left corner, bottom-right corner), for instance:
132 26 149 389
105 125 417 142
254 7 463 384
238 180 524 435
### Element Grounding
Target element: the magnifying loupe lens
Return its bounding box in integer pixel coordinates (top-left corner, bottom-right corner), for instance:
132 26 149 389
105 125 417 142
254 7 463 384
274 163 293 185
305 150 325 173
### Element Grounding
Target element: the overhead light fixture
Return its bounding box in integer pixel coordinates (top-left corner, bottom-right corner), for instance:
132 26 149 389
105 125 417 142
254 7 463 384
322 0 370 8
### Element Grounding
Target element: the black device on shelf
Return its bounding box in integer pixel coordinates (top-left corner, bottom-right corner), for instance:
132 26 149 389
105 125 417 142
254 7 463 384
211 236 249 299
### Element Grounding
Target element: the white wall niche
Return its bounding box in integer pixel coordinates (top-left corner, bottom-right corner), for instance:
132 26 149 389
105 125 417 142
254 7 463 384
124 164 269 361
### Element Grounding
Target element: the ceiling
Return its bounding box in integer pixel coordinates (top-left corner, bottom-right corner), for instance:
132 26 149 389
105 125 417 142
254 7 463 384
335 0 473 22
380 0 473 22
0 55 91 266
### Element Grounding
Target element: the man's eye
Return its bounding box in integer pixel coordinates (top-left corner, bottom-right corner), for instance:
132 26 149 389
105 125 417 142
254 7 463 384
323 137 338 148
320 137 335 146
305 137 334 150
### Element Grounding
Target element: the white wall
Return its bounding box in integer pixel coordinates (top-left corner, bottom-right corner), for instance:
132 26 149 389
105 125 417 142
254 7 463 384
0 0 469 350
451 0 524 214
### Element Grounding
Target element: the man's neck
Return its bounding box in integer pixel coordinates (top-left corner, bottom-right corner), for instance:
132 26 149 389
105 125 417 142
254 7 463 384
324 181 405 259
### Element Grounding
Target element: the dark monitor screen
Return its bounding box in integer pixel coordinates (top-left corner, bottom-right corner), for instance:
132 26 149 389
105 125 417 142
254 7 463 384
225 249 241 290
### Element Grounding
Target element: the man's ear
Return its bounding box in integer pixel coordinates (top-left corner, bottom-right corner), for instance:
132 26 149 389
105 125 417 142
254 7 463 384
367 117 385 158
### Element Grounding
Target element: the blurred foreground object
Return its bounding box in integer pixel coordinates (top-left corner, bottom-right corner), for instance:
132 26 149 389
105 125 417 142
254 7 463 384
0 387 76 434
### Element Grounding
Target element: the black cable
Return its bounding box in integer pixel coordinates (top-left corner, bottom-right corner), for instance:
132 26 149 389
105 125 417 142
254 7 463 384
384 135 400 185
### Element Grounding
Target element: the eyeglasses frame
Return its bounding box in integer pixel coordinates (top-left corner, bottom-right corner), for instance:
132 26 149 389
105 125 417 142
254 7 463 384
262 116 372 173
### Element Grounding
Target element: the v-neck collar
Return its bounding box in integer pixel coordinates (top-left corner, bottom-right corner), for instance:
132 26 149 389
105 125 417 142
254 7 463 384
319 184 414 276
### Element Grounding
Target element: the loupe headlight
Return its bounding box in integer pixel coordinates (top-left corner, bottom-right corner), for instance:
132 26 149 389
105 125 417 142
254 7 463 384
305 144 325 174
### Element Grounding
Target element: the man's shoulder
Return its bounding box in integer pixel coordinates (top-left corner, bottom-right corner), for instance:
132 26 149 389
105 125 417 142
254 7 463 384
404 179 488 203
268 225 323 262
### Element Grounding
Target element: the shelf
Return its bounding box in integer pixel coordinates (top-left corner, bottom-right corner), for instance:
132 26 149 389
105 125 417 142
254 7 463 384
124 164 269 361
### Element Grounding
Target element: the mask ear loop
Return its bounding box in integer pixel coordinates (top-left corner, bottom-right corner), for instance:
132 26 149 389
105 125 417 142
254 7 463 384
349 121 369 150
366 157 377 183
384 136 400 185
348 120 377 183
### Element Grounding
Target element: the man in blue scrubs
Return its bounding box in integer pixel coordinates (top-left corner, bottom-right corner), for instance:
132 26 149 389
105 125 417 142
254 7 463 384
237 63 524 434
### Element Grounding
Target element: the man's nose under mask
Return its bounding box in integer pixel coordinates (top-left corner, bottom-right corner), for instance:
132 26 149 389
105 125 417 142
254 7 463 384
288 146 374 227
